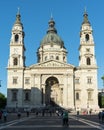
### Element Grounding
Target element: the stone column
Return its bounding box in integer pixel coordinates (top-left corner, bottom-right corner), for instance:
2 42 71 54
63 74 68 107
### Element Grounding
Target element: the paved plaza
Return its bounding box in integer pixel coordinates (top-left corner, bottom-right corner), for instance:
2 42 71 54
0 112 104 130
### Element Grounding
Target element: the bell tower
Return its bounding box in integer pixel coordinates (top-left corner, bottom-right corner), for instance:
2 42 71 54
7 10 25 108
79 10 97 68
76 10 98 110
8 9 25 68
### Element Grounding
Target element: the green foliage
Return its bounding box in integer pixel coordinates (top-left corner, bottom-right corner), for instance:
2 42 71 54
101 95 104 107
101 76 104 80
0 92 6 109
101 75 104 87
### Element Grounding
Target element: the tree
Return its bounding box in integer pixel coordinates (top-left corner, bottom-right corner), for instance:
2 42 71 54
0 92 6 109
101 75 104 89
99 75 104 108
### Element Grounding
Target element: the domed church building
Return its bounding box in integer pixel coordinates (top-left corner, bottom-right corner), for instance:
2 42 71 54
7 10 99 111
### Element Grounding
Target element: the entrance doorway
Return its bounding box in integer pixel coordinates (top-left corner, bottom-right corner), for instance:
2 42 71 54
45 76 60 106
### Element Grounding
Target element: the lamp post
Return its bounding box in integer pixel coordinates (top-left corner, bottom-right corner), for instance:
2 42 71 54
87 101 89 115
16 102 18 112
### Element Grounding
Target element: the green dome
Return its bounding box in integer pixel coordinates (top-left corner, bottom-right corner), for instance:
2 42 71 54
40 17 64 47
40 32 64 46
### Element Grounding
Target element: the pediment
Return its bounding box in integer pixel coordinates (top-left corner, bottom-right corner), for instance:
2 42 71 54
30 60 74 69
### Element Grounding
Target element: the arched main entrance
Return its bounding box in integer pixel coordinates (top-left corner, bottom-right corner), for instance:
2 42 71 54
45 76 60 106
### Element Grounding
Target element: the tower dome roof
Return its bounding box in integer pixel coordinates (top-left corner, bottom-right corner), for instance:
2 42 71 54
82 9 90 25
40 17 65 47
12 8 23 31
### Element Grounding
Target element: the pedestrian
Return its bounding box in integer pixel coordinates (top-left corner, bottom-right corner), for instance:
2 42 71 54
62 110 69 126
17 111 21 119
49 110 52 116
98 111 102 122
0 111 2 119
36 111 38 116
3 111 7 122
26 111 29 117
101 110 104 122
76 110 79 120
89 109 92 115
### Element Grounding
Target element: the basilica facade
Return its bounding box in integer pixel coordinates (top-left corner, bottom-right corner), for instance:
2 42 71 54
7 10 99 111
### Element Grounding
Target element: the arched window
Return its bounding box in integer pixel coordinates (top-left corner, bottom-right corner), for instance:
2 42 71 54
76 92 79 100
56 56 59 60
13 58 18 66
63 56 65 61
86 57 91 65
85 34 89 41
45 56 47 61
38 54 40 62
15 34 19 42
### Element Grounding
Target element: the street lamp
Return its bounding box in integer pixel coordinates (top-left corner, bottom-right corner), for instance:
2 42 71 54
87 101 89 114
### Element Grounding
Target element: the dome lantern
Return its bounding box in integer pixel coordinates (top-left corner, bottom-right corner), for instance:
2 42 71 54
40 17 65 48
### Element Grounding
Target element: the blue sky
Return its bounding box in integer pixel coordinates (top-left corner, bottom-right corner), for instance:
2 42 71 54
0 0 104 96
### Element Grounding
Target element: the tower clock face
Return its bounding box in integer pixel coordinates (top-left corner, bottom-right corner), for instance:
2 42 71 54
14 48 18 54
14 26 21 30
14 26 18 30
